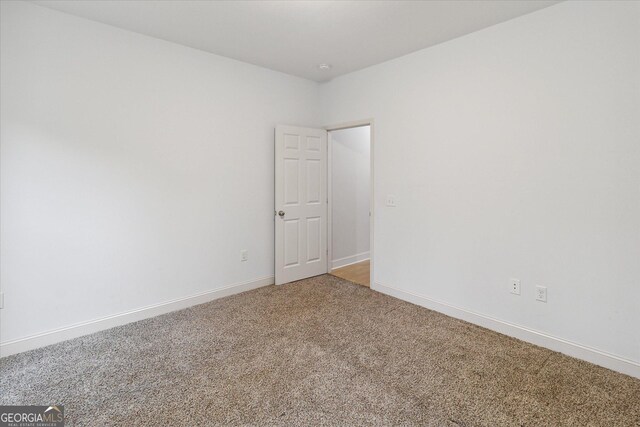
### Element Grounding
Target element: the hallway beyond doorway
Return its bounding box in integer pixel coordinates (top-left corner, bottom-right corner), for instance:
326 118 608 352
330 260 370 287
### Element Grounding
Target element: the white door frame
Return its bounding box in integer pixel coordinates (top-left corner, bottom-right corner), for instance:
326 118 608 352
325 119 374 286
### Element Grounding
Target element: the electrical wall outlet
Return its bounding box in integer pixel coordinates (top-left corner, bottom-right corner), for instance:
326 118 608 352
536 285 547 302
510 278 521 295
385 195 397 207
240 250 248 262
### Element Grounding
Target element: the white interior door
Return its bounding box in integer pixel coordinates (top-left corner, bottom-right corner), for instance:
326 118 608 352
275 125 327 285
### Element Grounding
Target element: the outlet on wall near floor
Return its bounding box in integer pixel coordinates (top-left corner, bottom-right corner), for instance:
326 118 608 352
510 278 521 295
240 250 248 262
536 285 547 302
385 195 397 207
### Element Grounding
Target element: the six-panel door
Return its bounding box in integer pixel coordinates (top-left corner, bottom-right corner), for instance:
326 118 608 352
275 125 327 285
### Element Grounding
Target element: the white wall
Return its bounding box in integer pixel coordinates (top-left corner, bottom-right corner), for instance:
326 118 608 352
0 1 319 352
330 126 370 269
321 1 640 374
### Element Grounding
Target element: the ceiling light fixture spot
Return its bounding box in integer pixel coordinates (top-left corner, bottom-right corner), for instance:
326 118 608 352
317 63 332 71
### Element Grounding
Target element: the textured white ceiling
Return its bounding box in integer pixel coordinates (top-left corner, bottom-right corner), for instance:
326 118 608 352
32 0 560 82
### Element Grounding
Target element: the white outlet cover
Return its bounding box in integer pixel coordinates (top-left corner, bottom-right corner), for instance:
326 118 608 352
536 285 547 302
240 250 248 262
386 195 397 207
510 278 521 295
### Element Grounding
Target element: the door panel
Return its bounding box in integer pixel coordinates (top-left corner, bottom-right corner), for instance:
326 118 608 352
306 159 321 203
284 159 299 205
275 125 327 285
306 216 322 262
284 219 300 267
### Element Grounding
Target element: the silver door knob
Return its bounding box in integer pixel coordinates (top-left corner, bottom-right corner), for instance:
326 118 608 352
278 210 285 217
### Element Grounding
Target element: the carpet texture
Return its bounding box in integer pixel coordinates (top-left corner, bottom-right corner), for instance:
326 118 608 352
1 275 639 426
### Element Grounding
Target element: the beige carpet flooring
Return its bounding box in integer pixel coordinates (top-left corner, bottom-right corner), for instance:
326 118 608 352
1 275 639 426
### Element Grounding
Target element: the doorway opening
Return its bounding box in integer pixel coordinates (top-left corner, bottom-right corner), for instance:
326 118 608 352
327 124 372 287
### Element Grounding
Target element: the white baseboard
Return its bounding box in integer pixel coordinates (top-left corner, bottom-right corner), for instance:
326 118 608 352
0 276 274 358
331 252 370 270
373 281 640 379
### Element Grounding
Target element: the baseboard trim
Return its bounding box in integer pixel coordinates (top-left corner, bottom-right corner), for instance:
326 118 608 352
0 276 274 358
331 252 370 270
373 281 640 379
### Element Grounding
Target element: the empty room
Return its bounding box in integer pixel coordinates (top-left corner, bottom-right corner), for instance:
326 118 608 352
1 1 639 426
